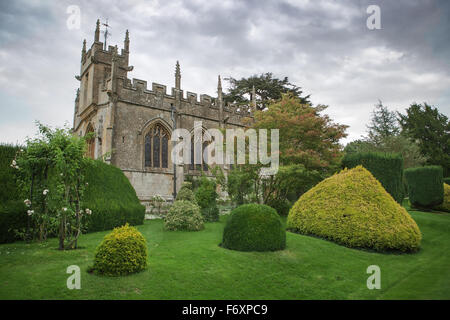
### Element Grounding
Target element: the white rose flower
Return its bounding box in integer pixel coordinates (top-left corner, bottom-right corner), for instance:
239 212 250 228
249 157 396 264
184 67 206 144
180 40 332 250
43 189 49 195
63 207 67 212
24 199 31 207
27 210 34 216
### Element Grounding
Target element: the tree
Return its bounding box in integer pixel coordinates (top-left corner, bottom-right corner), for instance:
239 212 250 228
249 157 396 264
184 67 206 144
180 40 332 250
253 93 348 171
345 102 427 169
224 72 310 111
344 139 376 155
344 135 426 169
398 103 450 176
14 122 92 249
367 100 400 144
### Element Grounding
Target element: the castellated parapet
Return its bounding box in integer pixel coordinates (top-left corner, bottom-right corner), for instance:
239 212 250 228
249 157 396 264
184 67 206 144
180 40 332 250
73 20 253 206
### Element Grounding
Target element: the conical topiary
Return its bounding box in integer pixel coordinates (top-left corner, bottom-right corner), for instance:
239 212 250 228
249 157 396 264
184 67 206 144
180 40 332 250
287 165 421 252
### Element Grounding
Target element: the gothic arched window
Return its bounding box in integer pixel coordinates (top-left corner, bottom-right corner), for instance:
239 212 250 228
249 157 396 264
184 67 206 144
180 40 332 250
189 136 209 172
144 123 169 169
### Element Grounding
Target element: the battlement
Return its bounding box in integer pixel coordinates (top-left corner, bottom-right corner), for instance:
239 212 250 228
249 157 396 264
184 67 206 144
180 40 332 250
118 76 253 117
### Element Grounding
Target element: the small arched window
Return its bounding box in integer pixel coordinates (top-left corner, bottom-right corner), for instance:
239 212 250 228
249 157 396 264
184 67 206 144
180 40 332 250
144 123 169 169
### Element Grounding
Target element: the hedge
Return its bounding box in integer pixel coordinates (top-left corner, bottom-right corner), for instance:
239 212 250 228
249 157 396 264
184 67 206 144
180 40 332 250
404 166 444 209
342 152 404 203
81 159 145 233
221 204 286 252
444 177 450 185
287 166 422 252
0 144 27 243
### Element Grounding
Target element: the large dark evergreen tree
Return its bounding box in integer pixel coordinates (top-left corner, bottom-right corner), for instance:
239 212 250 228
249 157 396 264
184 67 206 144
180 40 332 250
366 100 400 144
398 103 450 176
224 72 310 110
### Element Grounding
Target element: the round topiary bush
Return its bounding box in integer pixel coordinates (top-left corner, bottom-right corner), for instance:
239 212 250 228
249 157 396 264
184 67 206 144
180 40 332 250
90 223 147 276
287 166 422 252
221 204 286 252
164 200 204 231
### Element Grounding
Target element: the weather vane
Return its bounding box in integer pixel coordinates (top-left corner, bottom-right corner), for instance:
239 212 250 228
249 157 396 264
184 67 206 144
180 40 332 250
102 18 111 50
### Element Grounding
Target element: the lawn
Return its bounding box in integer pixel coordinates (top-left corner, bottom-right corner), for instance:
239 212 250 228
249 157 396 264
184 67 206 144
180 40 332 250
0 207 449 300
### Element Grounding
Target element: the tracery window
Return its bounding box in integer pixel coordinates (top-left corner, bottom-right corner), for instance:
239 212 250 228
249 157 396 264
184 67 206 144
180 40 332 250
144 123 169 169
189 136 209 172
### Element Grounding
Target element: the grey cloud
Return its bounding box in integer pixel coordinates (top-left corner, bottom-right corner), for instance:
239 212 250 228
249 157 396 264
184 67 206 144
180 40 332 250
0 0 448 145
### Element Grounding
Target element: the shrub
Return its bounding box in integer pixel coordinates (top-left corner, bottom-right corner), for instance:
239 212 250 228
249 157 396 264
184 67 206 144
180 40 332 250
342 152 404 203
195 176 219 222
176 186 196 202
81 160 145 232
444 177 450 185
0 144 27 243
287 166 421 252
221 204 286 252
90 224 147 276
404 166 444 209
266 198 292 216
434 184 450 212
164 200 204 231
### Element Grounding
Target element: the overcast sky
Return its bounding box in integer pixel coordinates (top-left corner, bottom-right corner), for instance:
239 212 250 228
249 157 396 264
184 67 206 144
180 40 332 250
0 0 449 145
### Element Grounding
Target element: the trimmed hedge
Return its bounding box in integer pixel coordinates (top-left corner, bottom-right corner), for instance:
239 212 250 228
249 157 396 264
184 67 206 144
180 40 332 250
164 200 204 231
89 224 147 276
287 166 421 252
221 204 286 252
0 144 27 243
82 159 145 232
342 152 404 203
404 166 444 209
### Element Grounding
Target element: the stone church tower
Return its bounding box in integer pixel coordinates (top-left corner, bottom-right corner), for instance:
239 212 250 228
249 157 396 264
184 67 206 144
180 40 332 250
73 20 252 205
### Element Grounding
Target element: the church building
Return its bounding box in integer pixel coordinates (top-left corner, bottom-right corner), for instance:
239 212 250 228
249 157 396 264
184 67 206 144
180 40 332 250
72 20 253 206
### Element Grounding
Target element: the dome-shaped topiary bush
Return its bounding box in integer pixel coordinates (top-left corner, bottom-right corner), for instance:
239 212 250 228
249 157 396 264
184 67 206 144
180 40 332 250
221 204 286 252
90 223 147 276
164 200 204 231
287 166 422 252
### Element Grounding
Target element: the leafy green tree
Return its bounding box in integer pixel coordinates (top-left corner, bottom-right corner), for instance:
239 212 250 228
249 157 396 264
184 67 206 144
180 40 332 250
224 72 310 110
344 139 376 155
345 102 427 169
253 94 348 170
15 122 92 249
398 103 450 176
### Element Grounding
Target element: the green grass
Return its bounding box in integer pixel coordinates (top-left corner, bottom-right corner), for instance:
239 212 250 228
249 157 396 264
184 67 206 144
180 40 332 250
0 207 449 300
